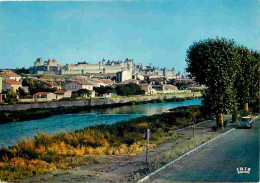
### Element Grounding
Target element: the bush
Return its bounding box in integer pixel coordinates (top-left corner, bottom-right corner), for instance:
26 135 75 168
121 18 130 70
116 83 145 96
123 132 143 145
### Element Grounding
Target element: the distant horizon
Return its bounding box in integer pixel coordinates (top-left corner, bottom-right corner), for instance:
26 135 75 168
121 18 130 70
1 1 259 73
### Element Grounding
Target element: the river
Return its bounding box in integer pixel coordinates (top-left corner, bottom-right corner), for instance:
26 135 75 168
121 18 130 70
0 99 201 148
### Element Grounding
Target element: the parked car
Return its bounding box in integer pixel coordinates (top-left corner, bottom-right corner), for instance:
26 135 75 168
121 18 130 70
239 116 253 128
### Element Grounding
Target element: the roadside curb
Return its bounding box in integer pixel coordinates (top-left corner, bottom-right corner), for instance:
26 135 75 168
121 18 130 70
137 114 260 183
137 127 236 182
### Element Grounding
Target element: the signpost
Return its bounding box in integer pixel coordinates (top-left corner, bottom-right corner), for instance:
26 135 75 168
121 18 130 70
144 129 152 168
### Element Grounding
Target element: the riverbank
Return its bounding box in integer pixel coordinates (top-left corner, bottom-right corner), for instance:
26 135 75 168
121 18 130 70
0 92 201 124
6 108 246 183
0 105 207 182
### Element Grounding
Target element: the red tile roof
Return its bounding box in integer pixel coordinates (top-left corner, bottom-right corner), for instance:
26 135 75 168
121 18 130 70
3 79 21 85
3 71 20 77
33 92 52 96
91 78 114 84
91 78 104 83
54 90 68 94
71 80 93 85
100 79 114 84
44 81 60 87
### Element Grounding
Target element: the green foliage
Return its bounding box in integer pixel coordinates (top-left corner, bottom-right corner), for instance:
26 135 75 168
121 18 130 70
123 132 143 145
14 67 29 75
186 37 259 118
71 89 90 99
94 86 113 96
2 89 18 104
116 83 145 96
186 38 240 116
175 81 193 90
234 47 260 105
22 78 57 95
16 87 27 99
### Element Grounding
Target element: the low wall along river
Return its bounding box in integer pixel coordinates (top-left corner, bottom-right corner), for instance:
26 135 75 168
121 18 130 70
0 92 201 112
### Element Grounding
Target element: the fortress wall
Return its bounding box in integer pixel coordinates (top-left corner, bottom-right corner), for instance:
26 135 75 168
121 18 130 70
67 64 99 71
61 70 82 75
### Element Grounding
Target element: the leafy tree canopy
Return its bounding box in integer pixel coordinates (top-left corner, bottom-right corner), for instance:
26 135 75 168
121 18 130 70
2 89 18 104
116 83 145 96
22 78 57 95
94 86 113 97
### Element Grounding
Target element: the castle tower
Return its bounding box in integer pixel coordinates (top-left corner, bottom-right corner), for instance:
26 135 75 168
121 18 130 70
163 67 168 80
102 58 106 65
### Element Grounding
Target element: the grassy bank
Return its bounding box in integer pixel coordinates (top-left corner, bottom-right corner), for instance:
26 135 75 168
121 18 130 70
0 96 199 124
0 105 208 181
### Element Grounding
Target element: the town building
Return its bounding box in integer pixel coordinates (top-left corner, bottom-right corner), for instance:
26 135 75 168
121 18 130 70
138 84 155 94
54 90 72 100
0 75 2 93
164 85 178 93
116 70 132 83
2 79 22 92
61 58 134 75
122 79 139 84
33 92 56 101
63 80 93 92
29 58 62 75
135 63 176 79
1 70 21 81
87 78 114 87
43 81 62 90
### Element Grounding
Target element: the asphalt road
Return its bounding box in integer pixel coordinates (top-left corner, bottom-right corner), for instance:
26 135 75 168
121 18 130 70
149 116 260 183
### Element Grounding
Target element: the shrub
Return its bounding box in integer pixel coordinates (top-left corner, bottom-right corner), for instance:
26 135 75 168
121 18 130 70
123 132 143 145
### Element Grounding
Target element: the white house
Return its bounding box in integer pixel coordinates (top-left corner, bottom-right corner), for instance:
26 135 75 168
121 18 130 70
54 90 72 100
43 81 62 90
116 70 132 83
2 79 22 92
138 84 155 94
1 71 21 81
33 92 56 101
87 78 108 87
63 80 93 92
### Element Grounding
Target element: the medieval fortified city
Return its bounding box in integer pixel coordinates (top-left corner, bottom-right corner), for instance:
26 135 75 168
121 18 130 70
0 1 259 183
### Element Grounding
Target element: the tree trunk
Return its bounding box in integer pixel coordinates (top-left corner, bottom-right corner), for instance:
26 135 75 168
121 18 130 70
244 103 249 112
218 113 224 128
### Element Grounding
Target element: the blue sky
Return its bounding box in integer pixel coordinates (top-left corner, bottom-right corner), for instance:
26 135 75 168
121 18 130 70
0 0 259 73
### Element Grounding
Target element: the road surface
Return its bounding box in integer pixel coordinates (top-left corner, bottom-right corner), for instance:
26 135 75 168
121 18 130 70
149 116 260 182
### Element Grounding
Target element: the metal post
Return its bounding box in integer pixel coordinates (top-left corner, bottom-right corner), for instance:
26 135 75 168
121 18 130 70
146 129 149 168
192 115 196 138
192 121 195 138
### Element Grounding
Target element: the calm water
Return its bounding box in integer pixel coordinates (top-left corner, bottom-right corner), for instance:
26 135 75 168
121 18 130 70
0 99 201 147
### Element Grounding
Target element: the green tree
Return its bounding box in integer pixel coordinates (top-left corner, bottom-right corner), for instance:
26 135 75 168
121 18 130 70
234 47 260 112
22 78 57 94
116 83 145 96
15 67 29 75
16 87 27 99
186 38 240 127
2 89 18 104
94 86 113 97
71 89 90 99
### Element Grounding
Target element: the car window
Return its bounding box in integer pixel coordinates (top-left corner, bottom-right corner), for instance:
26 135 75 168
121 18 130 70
242 118 250 122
